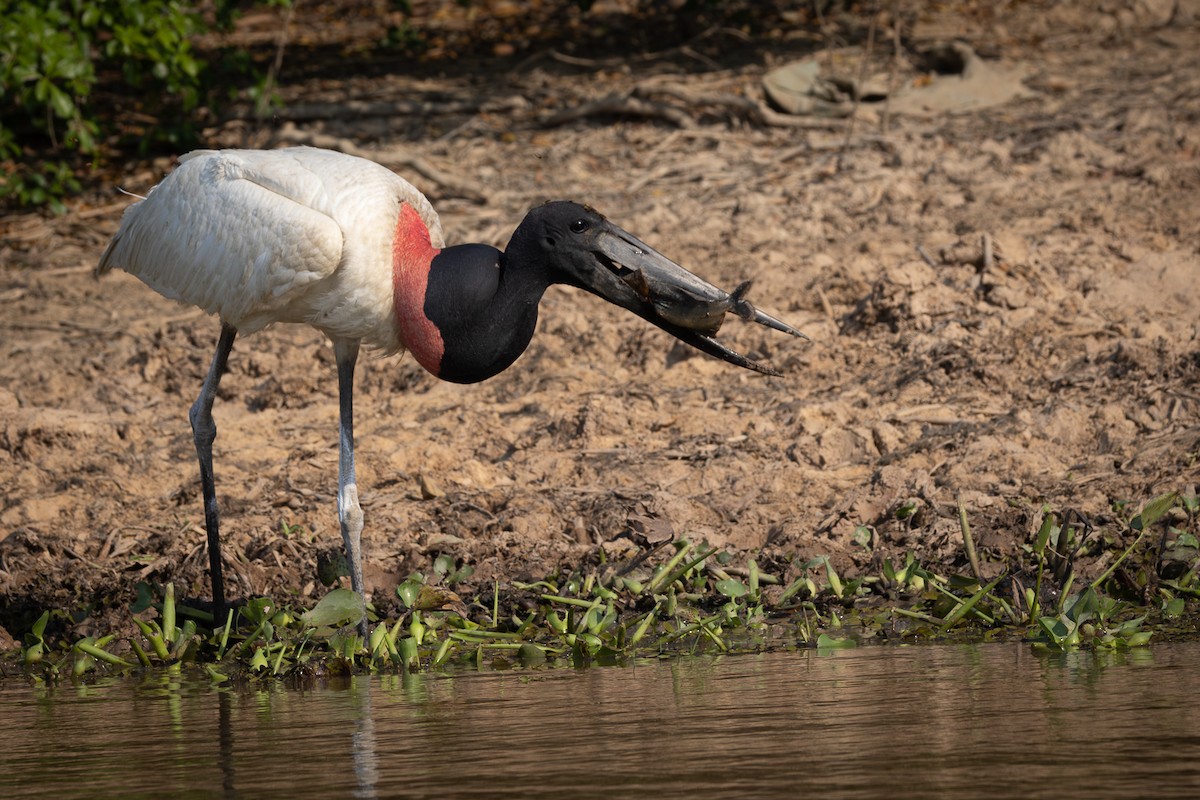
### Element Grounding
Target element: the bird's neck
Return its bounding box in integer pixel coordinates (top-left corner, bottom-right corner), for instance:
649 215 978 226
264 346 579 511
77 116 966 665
392 205 548 384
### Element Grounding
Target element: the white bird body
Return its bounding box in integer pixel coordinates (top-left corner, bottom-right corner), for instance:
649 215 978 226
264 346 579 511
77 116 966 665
98 146 444 354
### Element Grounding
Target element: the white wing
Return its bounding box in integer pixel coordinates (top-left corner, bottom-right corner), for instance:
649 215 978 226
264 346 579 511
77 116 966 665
98 147 443 339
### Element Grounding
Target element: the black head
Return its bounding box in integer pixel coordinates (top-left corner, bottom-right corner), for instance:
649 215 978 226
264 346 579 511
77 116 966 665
505 201 806 375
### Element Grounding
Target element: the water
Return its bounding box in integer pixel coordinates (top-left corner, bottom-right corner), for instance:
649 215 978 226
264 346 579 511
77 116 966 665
3 642 1199 799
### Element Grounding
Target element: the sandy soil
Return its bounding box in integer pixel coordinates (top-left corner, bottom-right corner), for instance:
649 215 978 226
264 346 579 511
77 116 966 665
1 1 1197 641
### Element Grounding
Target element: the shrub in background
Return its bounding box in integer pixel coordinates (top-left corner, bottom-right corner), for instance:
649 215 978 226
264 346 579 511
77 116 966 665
0 0 211 211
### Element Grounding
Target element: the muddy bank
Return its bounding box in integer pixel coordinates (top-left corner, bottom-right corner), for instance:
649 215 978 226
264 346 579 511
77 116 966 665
1 1 1197 641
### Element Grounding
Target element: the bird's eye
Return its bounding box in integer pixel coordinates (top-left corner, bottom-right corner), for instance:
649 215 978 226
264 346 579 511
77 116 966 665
569 218 589 233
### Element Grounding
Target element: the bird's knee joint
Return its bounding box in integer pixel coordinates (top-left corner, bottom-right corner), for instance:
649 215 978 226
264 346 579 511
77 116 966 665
189 404 216 446
339 485 363 530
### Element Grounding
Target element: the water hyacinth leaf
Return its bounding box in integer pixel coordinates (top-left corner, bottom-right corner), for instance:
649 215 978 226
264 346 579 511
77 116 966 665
630 609 658 645
518 643 546 666
162 582 176 643
579 633 603 654
1065 587 1100 625
72 644 96 676
243 596 276 625
130 582 155 614
939 573 1004 630
303 588 366 628
1114 615 1147 636
447 563 475 586
1037 616 1077 648
815 633 855 650
1034 513 1055 556
433 638 453 667
369 624 387 654
1125 631 1153 647
1131 491 1179 531
136 619 170 660
777 576 813 605
851 526 873 548
129 638 151 667
169 619 197 660
823 557 844 598
23 611 48 664
30 610 49 640
396 576 425 608
74 640 133 668
409 614 426 645
398 637 418 669
715 579 748 598
433 553 455 577
249 647 269 671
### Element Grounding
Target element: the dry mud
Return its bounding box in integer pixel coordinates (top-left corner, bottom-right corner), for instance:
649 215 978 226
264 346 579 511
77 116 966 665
1 2 1197 640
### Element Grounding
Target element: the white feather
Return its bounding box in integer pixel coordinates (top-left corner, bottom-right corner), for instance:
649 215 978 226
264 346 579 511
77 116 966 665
97 146 444 353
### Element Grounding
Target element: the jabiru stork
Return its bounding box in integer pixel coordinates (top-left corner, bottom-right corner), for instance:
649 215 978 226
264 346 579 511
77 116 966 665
97 146 805 632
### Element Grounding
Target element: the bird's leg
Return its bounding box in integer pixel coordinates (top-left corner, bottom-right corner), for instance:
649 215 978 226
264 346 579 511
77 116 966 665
333 337 368 637
189 323 237 629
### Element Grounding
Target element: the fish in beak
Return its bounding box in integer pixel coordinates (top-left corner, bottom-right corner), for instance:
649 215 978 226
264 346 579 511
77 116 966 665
526 201 807 376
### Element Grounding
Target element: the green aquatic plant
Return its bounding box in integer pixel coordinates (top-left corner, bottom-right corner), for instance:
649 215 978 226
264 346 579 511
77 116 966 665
1032 586 1152 653
7 489 1199 680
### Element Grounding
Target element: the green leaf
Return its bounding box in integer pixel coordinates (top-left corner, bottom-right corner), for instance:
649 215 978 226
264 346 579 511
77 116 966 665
302 588 365 628
517 643 546 665
396 575 425 608
851 526 873 548
1034 512 1055 555
1124 631 1153 647
30 610 49 639
939 573 1005 630
1065 587 1099 625
130 582 155 613
46 85 75 119
1132 491 1178 530
823 557 844 598
242 596 276 625
1037 616 1071 644
249 647 269 671
714 579 748 598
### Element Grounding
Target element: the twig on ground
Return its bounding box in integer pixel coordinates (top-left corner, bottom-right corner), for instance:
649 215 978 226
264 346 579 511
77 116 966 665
233 96 529 123
836 2 880 171
255 0 298 129
541 84 846 130
546 24 749 71
881 0 902 133
540 90 694 128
